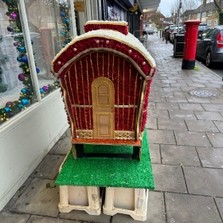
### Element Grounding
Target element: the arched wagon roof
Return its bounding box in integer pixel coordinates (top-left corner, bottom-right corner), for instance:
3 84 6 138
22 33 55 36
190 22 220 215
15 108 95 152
52 21 156 80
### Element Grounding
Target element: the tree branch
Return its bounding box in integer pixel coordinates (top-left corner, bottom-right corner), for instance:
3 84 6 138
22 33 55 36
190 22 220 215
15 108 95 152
213 0 222 13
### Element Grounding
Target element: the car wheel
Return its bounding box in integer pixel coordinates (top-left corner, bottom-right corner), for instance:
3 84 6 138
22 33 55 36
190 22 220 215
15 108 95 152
205 51 212 68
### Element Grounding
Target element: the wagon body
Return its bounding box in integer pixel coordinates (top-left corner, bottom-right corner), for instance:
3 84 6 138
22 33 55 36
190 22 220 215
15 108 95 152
52 21 156 159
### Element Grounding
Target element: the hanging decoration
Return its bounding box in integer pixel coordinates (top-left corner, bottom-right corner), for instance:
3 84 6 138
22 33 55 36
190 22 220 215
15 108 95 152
0 0 32 124
0 0 59 125
58 0 72 47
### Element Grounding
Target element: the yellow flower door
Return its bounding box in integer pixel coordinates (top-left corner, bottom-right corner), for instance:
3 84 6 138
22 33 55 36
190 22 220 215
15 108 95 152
92 77 114 139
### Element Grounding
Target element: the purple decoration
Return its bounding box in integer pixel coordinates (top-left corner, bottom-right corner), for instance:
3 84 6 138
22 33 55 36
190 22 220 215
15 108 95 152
18 73 25 81
5 101 13 107
42 86 49 92
10 12 17 20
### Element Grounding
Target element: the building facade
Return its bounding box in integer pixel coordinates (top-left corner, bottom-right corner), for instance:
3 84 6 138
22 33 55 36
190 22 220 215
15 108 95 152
182 2 223 27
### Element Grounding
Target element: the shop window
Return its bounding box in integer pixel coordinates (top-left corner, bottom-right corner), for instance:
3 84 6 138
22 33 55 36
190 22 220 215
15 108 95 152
0 0 73 125
24 0 72 95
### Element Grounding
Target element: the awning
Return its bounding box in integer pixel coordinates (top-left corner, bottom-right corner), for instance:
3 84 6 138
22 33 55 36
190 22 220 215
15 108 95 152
137 0 161 11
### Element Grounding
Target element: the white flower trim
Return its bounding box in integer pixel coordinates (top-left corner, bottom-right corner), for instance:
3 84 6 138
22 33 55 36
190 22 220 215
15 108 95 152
52 29 156 72
85 20 128 26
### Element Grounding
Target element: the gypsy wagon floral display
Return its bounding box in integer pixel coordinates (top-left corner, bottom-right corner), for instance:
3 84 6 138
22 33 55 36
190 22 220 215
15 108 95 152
52 20 156 160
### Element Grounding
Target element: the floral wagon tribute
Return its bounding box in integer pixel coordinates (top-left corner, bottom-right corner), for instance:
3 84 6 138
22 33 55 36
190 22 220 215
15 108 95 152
52 20 156 160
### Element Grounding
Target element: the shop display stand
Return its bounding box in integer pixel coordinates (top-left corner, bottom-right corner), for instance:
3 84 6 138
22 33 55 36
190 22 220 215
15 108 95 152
55 133 154 221
52 20 156 221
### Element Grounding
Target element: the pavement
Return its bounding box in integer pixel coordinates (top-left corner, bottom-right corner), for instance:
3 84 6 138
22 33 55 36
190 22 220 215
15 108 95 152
1 34 223 223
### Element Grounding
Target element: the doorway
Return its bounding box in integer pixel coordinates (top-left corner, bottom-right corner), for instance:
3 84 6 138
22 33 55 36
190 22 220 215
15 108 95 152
92 77 114 139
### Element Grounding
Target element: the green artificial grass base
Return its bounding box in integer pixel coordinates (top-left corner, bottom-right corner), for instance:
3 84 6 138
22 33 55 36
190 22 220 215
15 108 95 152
55 132 155 189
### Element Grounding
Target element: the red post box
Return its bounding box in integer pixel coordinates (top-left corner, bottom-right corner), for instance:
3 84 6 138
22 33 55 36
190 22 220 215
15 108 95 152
182 20 200 69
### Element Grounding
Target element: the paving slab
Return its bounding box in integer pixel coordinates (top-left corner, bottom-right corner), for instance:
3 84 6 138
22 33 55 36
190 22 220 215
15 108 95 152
175 131 211 147
10 178 59 217
147 130 176 145
181 86 198 92
152 164 187 193
197 147 223 168
161 145 200 166
206 132 223 147
214 121 223 132
195 111 223 121
184 166 223 196
4 178 33 210
149 94 167 102
178 103 204 111
162 88 181 93
202 104 223 112
158 118 187 131
149 144 161 164
145 116 157 129
27 215 79 223
187 83 207 88
215 198 223 220
165 95 188 103
156 102 179 110
0 211 30 223
169 110 197 120
59 210 111 223
147 109 169 119
50 136 72 155
31 154 64 179
165 193 222 223
186 95 211 103
170 82 188 87
161 79 177 84
147 191 166 223
185 120 219 132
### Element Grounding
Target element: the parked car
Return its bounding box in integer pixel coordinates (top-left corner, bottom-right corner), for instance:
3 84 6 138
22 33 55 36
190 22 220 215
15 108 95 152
196 25 223 67
198 23 209 36
164 24 178 41
143 26 155 35
169 26 185 44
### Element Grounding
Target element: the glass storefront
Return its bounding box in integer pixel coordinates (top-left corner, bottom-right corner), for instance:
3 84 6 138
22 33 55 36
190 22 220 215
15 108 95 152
0 0 73 125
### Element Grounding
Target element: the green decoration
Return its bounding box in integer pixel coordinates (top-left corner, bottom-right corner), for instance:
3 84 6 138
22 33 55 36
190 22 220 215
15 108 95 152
56 132 155 189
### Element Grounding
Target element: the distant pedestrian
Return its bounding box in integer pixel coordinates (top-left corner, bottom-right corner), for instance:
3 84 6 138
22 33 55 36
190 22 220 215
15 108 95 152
162 28 168 44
